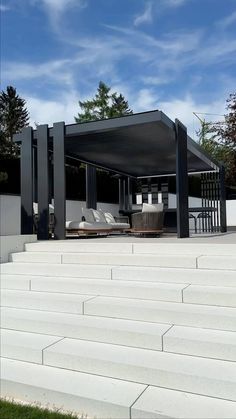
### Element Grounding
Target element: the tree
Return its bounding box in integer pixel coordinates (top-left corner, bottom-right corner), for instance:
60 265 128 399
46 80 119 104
220 93 236 148
75 81 133 123
0 86 30 158
196 101 236 186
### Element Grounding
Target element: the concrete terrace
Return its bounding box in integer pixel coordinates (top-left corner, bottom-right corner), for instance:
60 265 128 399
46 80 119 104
1 235 236 418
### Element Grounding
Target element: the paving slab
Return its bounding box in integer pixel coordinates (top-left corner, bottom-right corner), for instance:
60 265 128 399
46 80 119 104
1 289 94 314
25 242 134 253
133 243 236 256
31 277 186 302
1 358 146 419
84 296 236 331
131 386 236 418
198 255 236 270
1 307 171 350
44 338 236 401
1 329 62 363
0 262 112 278
183 285 236 307
1 274 31 290
112 266 236 286
163 325 236 361
62 252 197 268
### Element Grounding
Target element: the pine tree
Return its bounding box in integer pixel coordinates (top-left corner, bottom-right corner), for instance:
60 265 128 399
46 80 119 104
75 81 132 123
0 86 30 158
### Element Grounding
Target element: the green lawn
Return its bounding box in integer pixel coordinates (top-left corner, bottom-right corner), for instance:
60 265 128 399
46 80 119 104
0 400 81 419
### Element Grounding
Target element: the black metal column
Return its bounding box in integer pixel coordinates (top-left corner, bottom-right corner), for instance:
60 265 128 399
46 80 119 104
37 125 49 240
86 164 97 209
119 177 125 212
126 177 132 210
33 146 38 203
53 122 65 240
219 165 227 233
175 119 189 238
21 127 34 234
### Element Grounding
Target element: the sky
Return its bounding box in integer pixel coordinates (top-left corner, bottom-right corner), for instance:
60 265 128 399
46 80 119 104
1 0 236 138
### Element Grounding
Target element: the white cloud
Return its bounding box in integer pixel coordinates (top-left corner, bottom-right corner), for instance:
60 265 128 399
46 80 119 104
165 0 189 6
3 59 73 86
25 91 80 126
134 2 153 27
159 95 226 138
218 11 236 29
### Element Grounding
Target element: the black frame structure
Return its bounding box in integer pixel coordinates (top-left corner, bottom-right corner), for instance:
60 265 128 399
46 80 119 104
14 110 226 240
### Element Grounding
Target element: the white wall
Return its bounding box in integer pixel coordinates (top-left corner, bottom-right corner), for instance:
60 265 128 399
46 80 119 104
168 193 202 208
0 195 21 236
0 195 119 236
226 200 236 227
0 234 37 263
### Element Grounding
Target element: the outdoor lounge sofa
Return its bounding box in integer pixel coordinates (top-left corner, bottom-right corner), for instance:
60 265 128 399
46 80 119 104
66 209 130 236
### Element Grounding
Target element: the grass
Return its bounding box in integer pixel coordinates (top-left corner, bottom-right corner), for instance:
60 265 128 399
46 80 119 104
0 399 83 419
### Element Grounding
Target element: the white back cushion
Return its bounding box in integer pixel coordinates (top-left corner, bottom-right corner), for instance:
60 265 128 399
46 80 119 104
92 209 107 223
104 212 116 224
82 208 95 223
142 203 164 213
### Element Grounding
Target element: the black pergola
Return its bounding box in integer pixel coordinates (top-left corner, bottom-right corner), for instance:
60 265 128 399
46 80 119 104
14 110 226 240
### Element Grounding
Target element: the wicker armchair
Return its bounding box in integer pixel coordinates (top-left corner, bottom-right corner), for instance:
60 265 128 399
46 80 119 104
131 209 164 232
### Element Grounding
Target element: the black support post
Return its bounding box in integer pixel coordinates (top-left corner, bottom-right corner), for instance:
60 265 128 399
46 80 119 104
175 119 189 238
219 165 227 233
119 177 125 212
127 177 132 210
86 164 97 209
37 125 49 240
21 127 34 234
53 122 66 240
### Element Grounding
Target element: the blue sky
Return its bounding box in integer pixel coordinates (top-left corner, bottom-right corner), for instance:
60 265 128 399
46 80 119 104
1 0 236 137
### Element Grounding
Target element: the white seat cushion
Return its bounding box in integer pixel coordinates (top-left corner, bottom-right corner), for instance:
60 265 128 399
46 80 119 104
109 222 130 229
142 203 164 213
66 221 112 231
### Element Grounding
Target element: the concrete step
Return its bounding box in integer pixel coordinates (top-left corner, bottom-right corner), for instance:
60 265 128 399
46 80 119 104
163 325 236 361
10 251 198 268
29 276 187 303
1 274 31 290
1 307 171 350
25 241 134 254
183 285 236 307
131 385 236 419
1 289 95 314
112 266 236 287
132 243 236 256
25 241 236 256
1 262 112 279
43 338 236 401
198 255 236 270
29 276 236 307
1 358 146 419
1 329 62 363
84 296 236 331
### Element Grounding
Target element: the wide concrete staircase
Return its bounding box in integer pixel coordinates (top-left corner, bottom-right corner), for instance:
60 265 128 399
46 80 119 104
1 240 236 418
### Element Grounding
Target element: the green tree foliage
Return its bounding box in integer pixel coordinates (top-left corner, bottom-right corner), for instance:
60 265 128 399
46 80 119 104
0 86 30 158
75 81 133 122
196 94 236 186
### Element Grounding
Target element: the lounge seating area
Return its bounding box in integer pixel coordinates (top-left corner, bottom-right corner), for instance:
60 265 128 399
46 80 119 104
66 208 131 236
